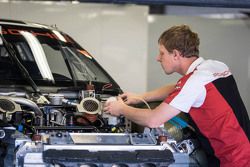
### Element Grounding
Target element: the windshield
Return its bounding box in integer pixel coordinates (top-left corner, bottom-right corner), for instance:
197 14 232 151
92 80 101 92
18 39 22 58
0 24 116 89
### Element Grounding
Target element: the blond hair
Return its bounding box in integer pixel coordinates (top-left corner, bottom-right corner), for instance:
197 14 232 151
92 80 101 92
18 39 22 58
158 25 200 58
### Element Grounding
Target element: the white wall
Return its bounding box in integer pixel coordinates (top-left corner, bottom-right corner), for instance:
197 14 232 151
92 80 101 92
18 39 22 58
148 15 250 116
0 1 148 93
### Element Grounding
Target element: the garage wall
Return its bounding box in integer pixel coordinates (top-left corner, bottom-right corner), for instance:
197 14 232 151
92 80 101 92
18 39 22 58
0 1 148 93
148 15 250 116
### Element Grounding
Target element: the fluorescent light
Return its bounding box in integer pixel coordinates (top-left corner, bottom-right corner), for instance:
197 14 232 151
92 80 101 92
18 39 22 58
200 13 248 19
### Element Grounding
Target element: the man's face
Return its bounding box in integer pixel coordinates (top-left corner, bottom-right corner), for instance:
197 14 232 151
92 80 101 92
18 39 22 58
157 44 175 75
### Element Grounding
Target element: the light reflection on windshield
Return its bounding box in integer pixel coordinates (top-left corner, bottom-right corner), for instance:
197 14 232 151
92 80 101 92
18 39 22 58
20 31 54 82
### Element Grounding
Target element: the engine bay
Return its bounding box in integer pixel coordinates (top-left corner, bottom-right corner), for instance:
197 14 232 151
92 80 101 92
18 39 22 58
0 86 204 167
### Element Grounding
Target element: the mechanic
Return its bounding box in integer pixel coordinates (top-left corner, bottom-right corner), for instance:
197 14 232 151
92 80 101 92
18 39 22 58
104 25 250 167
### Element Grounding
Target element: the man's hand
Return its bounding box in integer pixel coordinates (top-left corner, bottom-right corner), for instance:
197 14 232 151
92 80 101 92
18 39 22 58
104 96 126 116
119 92 144 105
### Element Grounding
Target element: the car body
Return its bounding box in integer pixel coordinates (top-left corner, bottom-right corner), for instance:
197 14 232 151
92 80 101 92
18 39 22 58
0 19 205 167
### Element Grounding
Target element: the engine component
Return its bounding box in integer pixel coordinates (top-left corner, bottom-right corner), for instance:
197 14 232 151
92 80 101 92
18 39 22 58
43 149 175 167
49 109 65 126
165 123 183 142
102 112 119 126
8 96 43 117
0 96 21 114
12 132 200 167
48 94 64 105
130 133 157 145
0 129 5 138
176 139 198 155
77 97 101 114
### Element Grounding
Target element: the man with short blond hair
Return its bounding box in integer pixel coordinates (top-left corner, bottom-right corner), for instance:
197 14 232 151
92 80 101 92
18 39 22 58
104 25 250 167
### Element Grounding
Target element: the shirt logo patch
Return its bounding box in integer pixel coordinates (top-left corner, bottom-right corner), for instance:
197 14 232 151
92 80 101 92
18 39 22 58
213 70 231 77
175 81 182 90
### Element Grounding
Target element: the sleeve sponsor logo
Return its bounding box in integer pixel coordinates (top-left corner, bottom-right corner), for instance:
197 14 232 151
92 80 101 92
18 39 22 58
213 70 231 77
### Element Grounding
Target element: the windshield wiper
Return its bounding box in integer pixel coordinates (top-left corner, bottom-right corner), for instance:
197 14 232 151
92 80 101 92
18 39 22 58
0 31 41 94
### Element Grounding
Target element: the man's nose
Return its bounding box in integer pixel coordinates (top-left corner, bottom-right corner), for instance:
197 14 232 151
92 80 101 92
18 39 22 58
156 55 161 62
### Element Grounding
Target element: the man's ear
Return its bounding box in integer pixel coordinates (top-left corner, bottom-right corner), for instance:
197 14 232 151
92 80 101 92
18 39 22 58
172 49 182 60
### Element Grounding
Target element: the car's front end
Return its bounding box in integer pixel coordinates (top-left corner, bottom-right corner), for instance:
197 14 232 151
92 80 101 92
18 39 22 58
0 19 205 167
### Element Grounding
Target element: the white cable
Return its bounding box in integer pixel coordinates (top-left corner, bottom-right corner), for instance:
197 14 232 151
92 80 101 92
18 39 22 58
129 96 151 110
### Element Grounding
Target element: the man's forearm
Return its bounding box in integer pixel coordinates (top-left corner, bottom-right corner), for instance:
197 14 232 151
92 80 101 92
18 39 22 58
121 101 180 128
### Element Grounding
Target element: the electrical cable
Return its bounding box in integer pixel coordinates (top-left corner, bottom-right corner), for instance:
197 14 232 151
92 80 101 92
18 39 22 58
127 96 151 110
